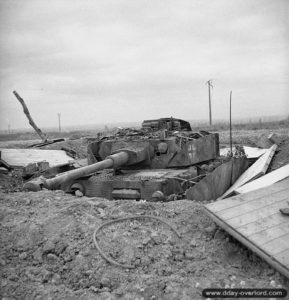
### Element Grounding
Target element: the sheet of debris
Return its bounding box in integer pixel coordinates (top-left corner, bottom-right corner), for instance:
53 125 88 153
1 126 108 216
0 148 75 168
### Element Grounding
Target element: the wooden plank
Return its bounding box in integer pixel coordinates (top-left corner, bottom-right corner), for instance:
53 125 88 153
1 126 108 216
207 178 289 213
220 144 277 199
204 208 289 279
204 179 289 279
275 249 289 268
248 223 289 245
260 234 289 256
235 164 289 195
238 216 288 237
226 199 288 228
0 148 74 168
218 189 289 219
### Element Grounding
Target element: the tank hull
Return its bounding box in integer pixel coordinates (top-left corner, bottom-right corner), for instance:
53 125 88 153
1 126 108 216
63 168 198 200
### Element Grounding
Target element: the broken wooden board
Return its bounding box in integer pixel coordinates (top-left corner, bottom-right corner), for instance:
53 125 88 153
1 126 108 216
220 144 277 199
0 148 75 168
205 178 289 279
235 164 289 195
220 146 267 159
186 157 248 201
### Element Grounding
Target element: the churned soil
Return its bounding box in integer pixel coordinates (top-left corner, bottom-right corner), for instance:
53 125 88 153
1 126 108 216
1 191 288 300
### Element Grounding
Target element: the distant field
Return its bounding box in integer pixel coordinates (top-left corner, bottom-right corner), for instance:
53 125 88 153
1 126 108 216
0 119 288 149
218 128 288 146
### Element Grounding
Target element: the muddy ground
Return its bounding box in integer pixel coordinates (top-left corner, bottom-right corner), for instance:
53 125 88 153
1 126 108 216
1 129 289 299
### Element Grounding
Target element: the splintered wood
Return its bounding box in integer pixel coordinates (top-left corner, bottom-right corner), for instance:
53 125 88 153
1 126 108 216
235 163 289 195
205 178 289 279
220 144 277 199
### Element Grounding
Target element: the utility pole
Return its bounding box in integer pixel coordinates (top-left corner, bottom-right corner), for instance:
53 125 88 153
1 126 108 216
8 124 11 134
229 91 232 155
206 79 213 126
58 113 61 132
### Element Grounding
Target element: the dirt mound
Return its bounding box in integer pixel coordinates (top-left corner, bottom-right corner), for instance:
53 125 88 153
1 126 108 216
1 191 287 299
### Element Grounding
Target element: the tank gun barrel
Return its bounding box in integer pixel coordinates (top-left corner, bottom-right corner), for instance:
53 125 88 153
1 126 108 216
23 151 132 191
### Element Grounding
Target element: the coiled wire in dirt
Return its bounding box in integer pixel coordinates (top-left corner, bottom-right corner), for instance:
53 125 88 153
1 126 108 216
93 215 181 269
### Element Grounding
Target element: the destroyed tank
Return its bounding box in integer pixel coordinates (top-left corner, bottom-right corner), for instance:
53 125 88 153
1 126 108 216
24 117 220 201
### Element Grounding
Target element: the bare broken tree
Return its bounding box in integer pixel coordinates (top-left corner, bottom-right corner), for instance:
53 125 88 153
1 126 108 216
13 90 48 142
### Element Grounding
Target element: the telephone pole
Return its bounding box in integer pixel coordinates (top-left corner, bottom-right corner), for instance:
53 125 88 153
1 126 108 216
206 79 213 126
229 91 232 155
58 113 61 132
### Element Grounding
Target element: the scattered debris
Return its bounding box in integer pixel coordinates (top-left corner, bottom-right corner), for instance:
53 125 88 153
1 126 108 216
220 144 277 199
205 178 289 279
220 146 267 159
24 161 50 178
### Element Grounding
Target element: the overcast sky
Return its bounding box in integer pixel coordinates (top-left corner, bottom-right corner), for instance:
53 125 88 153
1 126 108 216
0 0 288 130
